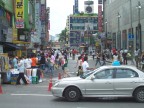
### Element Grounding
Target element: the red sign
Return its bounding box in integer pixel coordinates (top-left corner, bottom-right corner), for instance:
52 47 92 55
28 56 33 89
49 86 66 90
98 5 102 32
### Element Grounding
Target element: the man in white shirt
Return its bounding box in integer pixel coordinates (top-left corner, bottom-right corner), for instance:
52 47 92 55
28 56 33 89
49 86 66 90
25 56 32 69
82 56 94 73
16 57 28 85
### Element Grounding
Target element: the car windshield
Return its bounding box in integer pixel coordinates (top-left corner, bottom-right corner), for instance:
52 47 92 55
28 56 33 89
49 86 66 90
80 67 102 79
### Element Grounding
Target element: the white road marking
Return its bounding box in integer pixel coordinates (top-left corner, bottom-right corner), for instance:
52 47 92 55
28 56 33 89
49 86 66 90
77 107 87 108
11 93 53 97
28 86 48 88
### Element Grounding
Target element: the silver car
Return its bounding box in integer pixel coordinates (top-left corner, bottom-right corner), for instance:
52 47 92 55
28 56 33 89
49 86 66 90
51 65 144 102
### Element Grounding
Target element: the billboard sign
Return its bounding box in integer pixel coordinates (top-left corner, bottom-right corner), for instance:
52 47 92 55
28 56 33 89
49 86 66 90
15 0 24 28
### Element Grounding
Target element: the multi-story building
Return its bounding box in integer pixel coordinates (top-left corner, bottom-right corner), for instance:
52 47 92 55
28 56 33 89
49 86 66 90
13 0 35 56
68 14 98 49
103 0 144 52
66 0 98 53
0 0 23 54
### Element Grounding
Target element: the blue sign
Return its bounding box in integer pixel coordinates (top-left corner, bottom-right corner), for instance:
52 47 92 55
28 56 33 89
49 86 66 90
128 34 134 39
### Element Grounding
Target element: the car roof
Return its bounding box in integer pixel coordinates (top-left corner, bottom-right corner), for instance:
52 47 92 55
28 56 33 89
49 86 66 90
99 65 137 70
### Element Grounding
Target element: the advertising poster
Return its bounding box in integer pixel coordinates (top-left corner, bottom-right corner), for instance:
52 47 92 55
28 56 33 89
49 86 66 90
15 0 24 28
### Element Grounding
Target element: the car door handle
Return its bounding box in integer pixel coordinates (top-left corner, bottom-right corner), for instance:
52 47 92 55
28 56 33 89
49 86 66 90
131 81 137 83
105 82 111 84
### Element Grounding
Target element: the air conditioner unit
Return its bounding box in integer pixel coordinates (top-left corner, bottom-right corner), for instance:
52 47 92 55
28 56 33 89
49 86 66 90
84 1 94 14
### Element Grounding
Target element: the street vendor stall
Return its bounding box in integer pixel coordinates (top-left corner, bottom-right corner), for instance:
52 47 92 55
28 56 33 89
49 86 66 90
0 53 10 84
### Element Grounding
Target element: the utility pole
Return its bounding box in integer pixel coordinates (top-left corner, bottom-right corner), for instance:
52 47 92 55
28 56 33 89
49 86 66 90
117 12 121 50
136 1 142 53
105 19 107 49
129 0 134 52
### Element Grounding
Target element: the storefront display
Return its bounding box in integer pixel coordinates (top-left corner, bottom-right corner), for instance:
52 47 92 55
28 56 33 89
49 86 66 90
0 54 9 72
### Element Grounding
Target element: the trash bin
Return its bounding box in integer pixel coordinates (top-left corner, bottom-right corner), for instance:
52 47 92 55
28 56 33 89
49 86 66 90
32 76 38 84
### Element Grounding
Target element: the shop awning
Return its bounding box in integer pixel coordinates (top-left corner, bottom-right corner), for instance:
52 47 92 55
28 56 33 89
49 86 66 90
5 43 21 50
0 42 21 51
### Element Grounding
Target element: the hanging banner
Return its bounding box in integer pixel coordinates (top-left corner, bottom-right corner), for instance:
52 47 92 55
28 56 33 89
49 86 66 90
98 5 102 32
15 0 24 28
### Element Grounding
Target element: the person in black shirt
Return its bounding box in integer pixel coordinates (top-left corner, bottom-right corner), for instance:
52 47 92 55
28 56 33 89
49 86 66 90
40 53 46 70
95 52 101 66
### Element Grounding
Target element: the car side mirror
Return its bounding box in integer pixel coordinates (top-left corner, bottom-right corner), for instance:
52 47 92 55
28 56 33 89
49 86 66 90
91 75 95 80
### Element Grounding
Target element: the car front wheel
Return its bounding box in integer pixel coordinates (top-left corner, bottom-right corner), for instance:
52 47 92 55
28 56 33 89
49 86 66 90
134 87 144 103
64 87 81 102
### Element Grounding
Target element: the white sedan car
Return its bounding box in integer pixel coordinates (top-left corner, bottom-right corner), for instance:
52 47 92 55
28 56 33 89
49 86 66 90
51 65 144 102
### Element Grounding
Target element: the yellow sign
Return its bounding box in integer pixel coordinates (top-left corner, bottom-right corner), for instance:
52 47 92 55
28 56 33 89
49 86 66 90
15 0 24 28
12 27 18 41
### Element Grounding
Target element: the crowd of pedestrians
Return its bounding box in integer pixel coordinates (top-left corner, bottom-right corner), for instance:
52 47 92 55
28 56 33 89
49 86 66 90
90 48 144 71
9 48 75 85
8 47 144 85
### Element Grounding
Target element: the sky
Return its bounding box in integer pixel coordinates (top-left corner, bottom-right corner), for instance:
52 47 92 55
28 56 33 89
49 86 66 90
46 0 98 36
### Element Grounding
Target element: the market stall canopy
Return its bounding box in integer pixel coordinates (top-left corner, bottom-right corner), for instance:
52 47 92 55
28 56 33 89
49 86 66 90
0 42 21 52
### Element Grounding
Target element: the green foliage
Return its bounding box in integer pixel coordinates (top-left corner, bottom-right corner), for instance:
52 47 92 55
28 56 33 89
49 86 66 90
58 28 68 42
73 13 98 17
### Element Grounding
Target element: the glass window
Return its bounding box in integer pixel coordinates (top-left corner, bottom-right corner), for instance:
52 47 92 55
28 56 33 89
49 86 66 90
115 69 139 78
94 69 113 79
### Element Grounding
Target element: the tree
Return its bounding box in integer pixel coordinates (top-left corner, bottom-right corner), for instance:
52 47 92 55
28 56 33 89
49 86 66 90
58 28 68 42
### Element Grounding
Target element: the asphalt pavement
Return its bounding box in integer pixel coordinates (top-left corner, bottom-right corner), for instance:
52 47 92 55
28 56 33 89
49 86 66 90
1 55 144 108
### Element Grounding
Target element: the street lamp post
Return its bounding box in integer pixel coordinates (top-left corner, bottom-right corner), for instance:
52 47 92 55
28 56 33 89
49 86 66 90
129 0 134 52
117 12 121 50
136 1 142 53
105 19 107 49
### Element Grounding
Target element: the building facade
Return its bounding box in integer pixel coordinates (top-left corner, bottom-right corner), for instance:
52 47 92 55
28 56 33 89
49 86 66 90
0 0 15 53
68 14 98 48
103 0 144 52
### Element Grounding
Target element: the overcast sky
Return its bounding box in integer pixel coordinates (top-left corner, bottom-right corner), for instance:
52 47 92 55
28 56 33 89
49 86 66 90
46 0 98 36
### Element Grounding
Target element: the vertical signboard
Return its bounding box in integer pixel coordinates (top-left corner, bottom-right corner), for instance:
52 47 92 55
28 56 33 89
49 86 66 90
15 0 24 28
74 0 79 14
31 0 41 43
40 0 46 43
40 4 46 24
98 5 102 32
